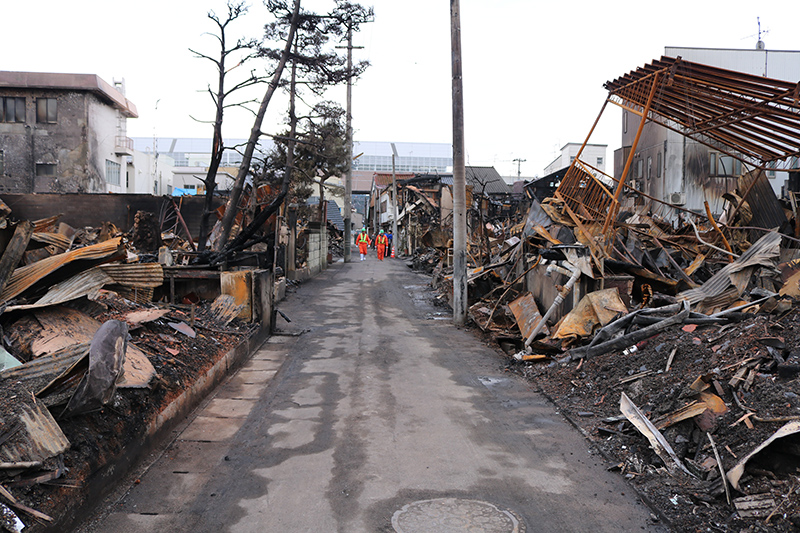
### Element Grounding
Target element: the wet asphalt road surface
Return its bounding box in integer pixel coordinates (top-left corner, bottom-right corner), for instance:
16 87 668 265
82 255 667 532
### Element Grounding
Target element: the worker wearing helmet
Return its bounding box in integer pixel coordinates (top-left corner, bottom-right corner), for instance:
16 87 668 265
376 229 389 261
356 228 371 261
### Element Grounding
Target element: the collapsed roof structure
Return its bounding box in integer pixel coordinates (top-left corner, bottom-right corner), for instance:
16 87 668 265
556 56 800 256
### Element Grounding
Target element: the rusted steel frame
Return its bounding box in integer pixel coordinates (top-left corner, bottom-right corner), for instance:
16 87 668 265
571 99 610 165
603 71 661 238
558 177 611 221
650 57 797 96
639 97 786 160
690 88 800 133
704 201 734 262
556 161 613 218
678 64 798 101
700 124 786 160
750 115 800 143
720 121 800 154
609 96 777 170
616 66 800 127
558 177 611 216
692 87 800 132
168 196 197 251
555 191 604 273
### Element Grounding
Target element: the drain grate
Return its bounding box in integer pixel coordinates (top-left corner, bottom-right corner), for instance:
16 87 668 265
392 498 520 533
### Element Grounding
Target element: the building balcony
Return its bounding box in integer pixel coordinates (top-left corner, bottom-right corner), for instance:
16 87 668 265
115 136 134 156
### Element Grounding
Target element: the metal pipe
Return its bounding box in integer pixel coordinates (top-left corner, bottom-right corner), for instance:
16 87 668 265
515 262 581 359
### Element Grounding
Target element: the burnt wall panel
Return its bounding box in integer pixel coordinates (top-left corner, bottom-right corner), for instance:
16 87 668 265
0 194 225 238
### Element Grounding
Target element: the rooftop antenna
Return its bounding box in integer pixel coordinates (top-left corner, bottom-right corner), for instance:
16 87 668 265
756 17 767 50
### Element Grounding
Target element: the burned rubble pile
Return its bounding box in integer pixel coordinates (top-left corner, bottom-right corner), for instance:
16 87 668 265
0 200 255 532
422 190 800 530
414 56 800 531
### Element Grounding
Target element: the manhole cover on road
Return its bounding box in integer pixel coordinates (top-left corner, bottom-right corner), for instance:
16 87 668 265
392 498 520 533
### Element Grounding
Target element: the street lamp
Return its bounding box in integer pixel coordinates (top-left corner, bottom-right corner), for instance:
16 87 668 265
390 143 399 258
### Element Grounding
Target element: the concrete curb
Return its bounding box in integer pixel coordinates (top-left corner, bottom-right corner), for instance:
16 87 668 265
51 323 271 532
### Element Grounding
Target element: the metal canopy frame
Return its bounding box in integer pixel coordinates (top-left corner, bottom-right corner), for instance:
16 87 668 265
606 56 800 165
555 55 800 247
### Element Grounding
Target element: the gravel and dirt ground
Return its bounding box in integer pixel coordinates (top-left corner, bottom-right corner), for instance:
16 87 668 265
469 296 800 532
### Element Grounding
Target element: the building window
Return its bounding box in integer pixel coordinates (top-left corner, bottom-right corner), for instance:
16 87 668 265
1 97 25 123
154 180 159 194
766 161 776 178
623 111 628 134
36 98 57 123
635 159 643 179
106 160 121 185
36 163 56 177
656 151 662 178
647 156 653 179
597 157 603 166
709 152 742 177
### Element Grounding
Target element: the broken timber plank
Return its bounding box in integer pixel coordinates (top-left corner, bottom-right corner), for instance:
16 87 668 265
0 221 34 301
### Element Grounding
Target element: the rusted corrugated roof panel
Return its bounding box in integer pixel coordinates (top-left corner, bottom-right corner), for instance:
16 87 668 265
100 263 164 288
31 232 73 250
0 237 123 303
605 56 800 164
4 268 114 312
32 215 61 233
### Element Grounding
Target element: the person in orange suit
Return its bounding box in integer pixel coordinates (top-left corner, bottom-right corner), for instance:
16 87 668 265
356 228 371 261
376 229 389 261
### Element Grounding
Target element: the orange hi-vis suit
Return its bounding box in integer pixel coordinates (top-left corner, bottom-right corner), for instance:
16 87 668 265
357 232 371 257
376 233 389 260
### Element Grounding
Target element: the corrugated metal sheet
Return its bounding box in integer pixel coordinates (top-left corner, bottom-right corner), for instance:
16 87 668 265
0 382 70 463
30 232 73 250
100 262 164 288
0 344 89 382
678 231 782 307
32 215 61 233
1 237 123 303
5 268 113 312
738 170 790 236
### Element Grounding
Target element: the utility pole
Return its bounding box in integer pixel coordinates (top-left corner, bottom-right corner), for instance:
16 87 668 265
512 157 526 178
390 143 399 258
450 0 467 326
338 24 365 263
342 26 355 263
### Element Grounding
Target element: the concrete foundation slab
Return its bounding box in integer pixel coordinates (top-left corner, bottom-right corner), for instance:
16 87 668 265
180 416 243 442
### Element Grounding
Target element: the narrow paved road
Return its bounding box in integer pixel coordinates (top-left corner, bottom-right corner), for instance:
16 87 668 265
84 256 665 532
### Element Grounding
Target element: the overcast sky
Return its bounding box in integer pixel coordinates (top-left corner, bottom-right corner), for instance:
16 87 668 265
2 0 797 177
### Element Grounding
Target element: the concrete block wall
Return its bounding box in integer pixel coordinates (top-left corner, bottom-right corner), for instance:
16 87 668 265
306 226 329 277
